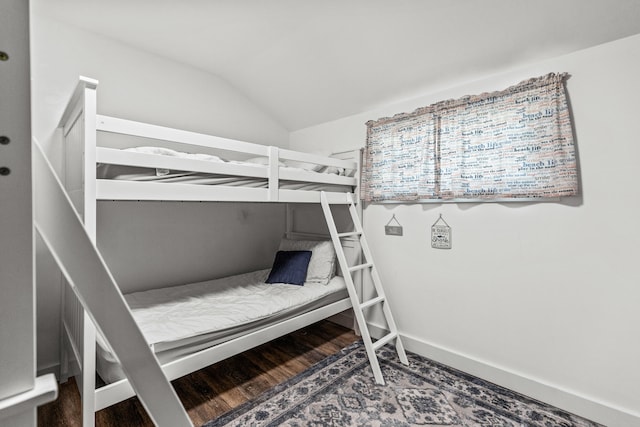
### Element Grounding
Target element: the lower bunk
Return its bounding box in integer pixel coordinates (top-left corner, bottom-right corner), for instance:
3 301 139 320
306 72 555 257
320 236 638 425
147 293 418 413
63 239 354 416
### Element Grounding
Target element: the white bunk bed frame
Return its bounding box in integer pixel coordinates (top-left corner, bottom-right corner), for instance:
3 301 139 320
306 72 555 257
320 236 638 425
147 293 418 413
58 77 362 426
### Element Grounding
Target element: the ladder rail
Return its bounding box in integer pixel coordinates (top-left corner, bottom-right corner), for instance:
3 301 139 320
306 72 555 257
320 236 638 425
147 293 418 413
349 262 373 273
320 192 409 386
346 195 409 365
373 332 398 351
320 193 386 384
360 295 385 310
337 231 361 238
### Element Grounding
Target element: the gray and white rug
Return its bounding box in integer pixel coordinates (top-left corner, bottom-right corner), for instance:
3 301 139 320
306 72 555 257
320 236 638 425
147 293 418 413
205 341 603 426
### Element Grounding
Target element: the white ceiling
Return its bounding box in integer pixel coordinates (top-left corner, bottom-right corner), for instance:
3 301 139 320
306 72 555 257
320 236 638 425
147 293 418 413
33 0 640 131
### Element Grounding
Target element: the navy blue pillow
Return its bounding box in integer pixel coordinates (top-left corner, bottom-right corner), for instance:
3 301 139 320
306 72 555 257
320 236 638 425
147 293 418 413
266 250 312 286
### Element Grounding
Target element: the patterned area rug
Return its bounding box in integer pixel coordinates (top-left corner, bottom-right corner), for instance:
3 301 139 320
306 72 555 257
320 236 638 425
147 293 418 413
204 341 603 427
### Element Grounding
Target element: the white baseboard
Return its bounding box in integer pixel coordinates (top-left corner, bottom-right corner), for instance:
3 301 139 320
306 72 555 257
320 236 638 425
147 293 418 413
38 360 78 384
365 323 639 427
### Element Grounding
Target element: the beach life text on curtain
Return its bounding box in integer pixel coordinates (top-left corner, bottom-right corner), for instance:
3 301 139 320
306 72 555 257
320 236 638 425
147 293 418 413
361 73 578 202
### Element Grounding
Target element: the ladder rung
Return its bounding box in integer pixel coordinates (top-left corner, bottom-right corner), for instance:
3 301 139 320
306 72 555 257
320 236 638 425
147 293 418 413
349 263 373 273
373 332 398 351
359 295 385 310
337 231 362 238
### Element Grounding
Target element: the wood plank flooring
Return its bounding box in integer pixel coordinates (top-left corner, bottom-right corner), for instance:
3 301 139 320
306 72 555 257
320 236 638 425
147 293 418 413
38 320 359 427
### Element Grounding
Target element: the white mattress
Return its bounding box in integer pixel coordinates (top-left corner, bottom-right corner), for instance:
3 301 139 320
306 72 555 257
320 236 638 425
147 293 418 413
96 269 348 383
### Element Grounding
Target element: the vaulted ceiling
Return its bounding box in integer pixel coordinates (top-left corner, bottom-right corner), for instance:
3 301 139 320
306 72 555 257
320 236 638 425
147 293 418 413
33 0 640 131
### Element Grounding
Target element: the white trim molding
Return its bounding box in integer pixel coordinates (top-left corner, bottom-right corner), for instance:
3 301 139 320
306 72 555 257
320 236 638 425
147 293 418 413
0 375 58 423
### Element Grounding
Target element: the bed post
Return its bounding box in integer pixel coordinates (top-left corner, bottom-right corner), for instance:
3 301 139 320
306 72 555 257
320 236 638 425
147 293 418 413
81 77 98 427
58 76 99 427
267 146 279 201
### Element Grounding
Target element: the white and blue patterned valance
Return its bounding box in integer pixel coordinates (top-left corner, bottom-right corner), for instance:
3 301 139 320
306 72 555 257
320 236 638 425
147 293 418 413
361 73 578 202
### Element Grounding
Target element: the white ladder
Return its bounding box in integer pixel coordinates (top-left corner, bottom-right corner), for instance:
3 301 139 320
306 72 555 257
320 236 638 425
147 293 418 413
320 192 409 385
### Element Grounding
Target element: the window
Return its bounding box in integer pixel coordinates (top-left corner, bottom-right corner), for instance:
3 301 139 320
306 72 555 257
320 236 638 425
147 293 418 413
361 73 578 202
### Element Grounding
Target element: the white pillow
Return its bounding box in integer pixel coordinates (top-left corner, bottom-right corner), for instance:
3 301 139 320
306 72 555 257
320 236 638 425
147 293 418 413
278 238 336 285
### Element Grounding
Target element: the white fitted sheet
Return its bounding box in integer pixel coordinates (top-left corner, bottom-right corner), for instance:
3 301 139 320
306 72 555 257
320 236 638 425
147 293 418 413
96 269 348 383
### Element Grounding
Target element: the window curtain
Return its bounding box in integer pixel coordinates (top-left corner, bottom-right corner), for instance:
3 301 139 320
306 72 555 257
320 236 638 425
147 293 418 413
361 73 578 202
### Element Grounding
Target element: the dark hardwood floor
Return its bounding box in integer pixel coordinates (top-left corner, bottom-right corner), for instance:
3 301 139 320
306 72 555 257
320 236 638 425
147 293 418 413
38 320 359 427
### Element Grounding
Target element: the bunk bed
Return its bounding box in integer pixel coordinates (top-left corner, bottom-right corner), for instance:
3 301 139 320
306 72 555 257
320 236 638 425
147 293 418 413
57 77 361 425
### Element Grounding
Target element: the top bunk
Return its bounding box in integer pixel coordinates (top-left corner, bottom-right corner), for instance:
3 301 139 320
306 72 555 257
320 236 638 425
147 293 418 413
58 77 359 205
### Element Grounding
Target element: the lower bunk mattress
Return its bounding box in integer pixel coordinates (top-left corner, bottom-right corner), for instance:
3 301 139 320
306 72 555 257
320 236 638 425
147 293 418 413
96 269 348 383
